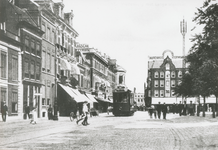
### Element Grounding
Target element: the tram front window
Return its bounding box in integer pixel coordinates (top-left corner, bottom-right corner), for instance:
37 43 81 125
119 93 128 103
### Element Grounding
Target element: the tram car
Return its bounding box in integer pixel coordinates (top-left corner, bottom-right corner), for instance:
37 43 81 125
112 85 136 116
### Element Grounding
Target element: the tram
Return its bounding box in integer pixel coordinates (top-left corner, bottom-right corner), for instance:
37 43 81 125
112 85 136 116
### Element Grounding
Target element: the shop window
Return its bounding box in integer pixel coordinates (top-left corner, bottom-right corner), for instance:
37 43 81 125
12 91 18 113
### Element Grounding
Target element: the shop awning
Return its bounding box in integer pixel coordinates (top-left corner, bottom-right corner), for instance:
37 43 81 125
60 58 71 70
85 93 98 103
71 63 80 75
58 84 84 103
95 97 112 103
71 88 92 103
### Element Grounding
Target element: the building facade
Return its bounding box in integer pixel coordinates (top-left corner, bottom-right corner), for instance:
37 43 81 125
145 50 187 106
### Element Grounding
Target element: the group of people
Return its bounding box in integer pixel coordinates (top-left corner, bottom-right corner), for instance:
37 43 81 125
148 101 196 119
148 102 168 119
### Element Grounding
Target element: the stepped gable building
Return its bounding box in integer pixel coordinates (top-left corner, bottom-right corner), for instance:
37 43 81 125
145 50 188 106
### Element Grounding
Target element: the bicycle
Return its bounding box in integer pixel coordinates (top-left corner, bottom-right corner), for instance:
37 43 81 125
70 112 78 122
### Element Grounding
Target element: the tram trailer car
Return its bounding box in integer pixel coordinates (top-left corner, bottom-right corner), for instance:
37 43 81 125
112 86 136 116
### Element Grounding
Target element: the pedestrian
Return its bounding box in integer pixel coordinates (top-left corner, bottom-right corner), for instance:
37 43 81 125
162 102 167 119
25 105 30 119
48 104 53 120
172 103 176 114
178 101 184 116
77 101 89 126
1 101 8 122
148 106 153 119
152 105 157 119
30 107 37 124
183 101 187 116
156 102 162 119
189 101 194 116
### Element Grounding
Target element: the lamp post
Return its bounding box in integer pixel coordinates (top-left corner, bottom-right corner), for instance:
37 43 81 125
53 43 58 120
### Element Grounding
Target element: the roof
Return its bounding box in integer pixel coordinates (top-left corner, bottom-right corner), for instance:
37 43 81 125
10 3 37 27
148 58 184 69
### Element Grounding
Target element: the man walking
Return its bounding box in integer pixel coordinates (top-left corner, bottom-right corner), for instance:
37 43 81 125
156 102 162 119
162 102 167 119
1 101 8 122
77 101 89 126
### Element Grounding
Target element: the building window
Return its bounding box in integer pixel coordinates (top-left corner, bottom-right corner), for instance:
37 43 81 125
160 71 164 78
25 37 29 52
178 71 182 78
160 90 164 97
154 71 159 78
47 53 51 72
171 90 175 97
51 55 55 74
154 80 158 87
42 24 46 39
42 98 46 105
1 88 7 103
171 80 175 87
165 90 170 97
12 90 18 113
166 80 170 87
24 59 29 78
36 63 40 80
30 61 35 79
1 51 7 78
160 80 164 87
12 55 18 81
52 30 55 44
166 63 170 70
171 71 175 78
42 50 46 71
154 90 159 97
47 27 50 42
36 42 40 56
148 90 151 97
47 99 50 105
31 40 35 54
166 71 170 78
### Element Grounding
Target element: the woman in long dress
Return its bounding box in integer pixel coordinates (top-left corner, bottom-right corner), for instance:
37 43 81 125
30 108 37 124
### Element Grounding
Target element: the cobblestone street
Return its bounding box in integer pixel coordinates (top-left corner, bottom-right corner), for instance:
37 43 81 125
0 111 218 150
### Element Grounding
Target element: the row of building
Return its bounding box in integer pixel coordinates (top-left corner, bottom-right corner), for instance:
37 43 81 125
0 0 127 118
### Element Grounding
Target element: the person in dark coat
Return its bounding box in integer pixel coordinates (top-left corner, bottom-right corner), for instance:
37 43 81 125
178 101 184 116
162 102 167 119
25 105 30 119
183 101 187 116
1 101 8 122
189 101 194 116
48 104 53 120
172 103 176 114
156 102 162 119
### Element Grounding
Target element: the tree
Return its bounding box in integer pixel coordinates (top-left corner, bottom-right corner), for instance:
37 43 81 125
176 1 218 117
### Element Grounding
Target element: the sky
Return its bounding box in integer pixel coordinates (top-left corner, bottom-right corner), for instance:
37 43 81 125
60 0 206 93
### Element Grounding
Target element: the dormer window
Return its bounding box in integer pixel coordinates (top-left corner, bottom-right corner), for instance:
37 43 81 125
166 63 170 70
